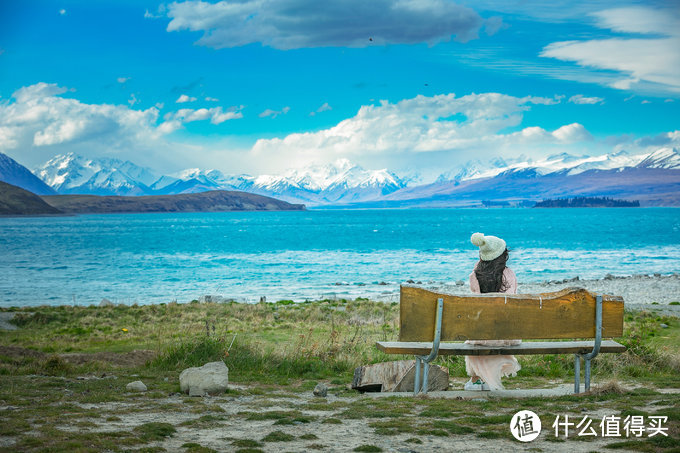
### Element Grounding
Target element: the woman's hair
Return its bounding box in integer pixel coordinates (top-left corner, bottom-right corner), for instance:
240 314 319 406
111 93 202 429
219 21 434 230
474 248 509 293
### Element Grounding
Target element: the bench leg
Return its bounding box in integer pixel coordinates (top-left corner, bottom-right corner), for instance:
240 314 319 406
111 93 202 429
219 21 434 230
414 358 421 395
574 354 580 394
585 358 592 392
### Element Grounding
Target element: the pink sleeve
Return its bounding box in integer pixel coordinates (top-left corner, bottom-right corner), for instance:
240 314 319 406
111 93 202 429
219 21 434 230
469 271 481 294
503 268 518 294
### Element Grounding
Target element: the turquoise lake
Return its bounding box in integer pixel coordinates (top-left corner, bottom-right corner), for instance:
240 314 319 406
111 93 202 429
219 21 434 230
1 208 679 307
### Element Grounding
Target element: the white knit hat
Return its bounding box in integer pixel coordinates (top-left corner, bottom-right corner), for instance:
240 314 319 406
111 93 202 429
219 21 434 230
471 232 506 261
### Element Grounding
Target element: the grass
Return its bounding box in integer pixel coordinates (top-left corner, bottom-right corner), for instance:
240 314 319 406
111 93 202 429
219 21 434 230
0 301 679 451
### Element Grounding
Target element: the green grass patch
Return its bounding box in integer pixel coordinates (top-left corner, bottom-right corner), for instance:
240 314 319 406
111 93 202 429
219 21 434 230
133 422 177 441
353 445 382 452
262 430 295 442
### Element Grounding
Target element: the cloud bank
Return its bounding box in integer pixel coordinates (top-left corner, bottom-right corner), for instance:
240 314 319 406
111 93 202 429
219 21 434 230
251 92 591 170
0 83 243 171
541 6 680 94
165 0 483 49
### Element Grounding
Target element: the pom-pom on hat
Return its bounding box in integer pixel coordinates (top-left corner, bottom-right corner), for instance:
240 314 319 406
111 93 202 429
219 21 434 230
471 232 506 261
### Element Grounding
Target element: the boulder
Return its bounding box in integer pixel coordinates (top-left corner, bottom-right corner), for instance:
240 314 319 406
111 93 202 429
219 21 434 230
179 361 229 396
99 298 115 307
313 383 328 397
126 380 147 392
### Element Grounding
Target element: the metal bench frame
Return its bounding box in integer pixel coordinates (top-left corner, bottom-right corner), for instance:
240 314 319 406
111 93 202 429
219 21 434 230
412 296 605 395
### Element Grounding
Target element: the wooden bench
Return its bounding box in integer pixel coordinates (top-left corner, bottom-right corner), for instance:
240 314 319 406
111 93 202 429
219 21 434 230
376 286 626 394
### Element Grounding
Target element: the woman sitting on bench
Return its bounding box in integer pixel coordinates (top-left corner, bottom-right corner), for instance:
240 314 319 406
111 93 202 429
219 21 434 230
465 232 521 391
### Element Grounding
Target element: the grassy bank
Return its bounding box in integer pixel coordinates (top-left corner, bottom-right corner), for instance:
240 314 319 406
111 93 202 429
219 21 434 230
1 299 679 452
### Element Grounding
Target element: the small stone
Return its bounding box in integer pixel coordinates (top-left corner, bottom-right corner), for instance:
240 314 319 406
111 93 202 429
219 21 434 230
604 274 614 280
179 361 229 396
313 383 328 397
99 298 114 307
660 323 669 329
126 380 147 392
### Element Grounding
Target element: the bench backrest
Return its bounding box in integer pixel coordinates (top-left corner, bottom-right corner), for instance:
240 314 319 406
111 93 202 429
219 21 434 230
399 286 624 342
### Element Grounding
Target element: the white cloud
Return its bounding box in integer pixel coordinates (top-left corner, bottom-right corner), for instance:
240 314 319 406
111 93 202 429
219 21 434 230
176 94 197 103
205 96 219 102
540 6 680 94
128 94 139 106
59 9 66 16
251 93 589 170
0 82 243 172
161 106 243 131
117 77 130 84
641 100 651 104
310 102 332 116
0 83 160 151
569 95 604 105
552 123 592 142
165 0 483 50
259 106 290 118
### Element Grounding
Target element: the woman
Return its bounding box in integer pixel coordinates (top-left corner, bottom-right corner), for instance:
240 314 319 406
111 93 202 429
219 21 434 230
464 232 521 391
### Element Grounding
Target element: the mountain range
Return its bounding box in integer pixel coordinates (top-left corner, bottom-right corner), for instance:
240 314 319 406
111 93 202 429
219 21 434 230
1 147 679 207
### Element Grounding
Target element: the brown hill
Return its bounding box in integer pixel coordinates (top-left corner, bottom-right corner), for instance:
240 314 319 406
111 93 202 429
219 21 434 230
41 190 305 213
0 181 63 215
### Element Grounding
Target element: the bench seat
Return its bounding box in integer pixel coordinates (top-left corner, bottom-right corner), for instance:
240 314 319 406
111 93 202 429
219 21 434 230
377 339 626 356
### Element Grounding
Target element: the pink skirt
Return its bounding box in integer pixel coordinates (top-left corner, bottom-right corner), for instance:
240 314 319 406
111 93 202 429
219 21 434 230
465 340 521 390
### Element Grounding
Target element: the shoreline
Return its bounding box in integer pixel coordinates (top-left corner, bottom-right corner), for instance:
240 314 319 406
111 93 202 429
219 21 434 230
1 274 679 312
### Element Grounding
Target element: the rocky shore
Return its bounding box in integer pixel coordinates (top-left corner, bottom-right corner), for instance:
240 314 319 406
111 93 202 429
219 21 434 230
433 274 680 316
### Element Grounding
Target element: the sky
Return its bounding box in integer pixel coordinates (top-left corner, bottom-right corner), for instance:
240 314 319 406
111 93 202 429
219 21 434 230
0 0 679 176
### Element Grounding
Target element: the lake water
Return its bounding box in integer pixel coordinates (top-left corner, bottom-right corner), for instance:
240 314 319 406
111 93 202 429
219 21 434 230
1 208 679 307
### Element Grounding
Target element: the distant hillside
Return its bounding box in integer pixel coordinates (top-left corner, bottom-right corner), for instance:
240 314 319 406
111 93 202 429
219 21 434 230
534 196 640 208
0 152 57 195
41 190 305 214
0 181 63 215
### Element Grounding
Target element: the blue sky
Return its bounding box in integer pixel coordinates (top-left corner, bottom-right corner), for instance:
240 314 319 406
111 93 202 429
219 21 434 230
1 0 679 175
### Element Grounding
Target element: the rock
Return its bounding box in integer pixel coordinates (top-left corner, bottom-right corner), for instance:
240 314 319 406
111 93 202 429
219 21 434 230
352 360 449 393
660 323 669 329
313 383 328 397
126 380 147 392
179 361 229 396
99 298 114 307
604 274 615 280
259 296 266 303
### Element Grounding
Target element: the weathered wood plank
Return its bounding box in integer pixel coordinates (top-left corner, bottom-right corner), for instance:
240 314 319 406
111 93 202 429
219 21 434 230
376 340 627 356
399 286 624 342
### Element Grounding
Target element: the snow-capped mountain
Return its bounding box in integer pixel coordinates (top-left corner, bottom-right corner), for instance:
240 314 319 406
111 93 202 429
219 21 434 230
636 147 680 169
0 152 56 195
34 153 159 196
430 148 674 184
30 148 680 206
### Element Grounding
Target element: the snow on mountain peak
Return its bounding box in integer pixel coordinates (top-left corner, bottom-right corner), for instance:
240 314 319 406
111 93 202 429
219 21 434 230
636 147 680 169
35 153 158 194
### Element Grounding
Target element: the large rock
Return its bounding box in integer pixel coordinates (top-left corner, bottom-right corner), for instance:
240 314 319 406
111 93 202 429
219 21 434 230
126 380 147 392
352 360 449 392
179 361 229 396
